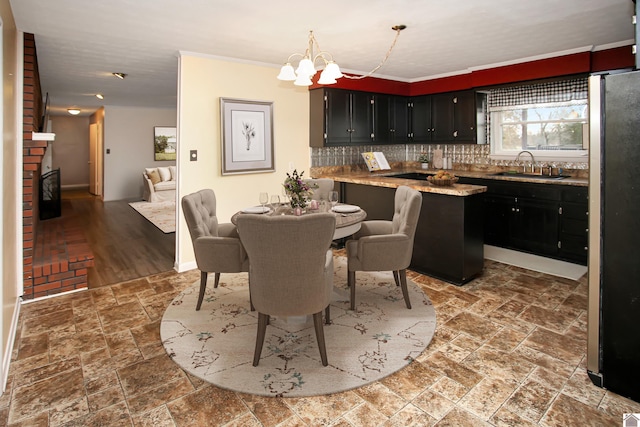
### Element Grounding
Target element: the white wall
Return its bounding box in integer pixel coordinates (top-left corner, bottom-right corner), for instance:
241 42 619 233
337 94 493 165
51 115 90 189
176 53 311 271
1 0 21 392
102 105 176 201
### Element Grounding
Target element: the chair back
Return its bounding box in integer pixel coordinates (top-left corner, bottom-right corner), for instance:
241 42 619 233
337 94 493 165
305 178 335 201
237 213 336 317
391 186 422 240
182 189 219 240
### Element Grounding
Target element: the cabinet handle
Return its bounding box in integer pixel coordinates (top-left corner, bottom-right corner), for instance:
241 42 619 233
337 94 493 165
453 97 458 104
584 246 588 250
453 131 458 137
511 207 515 212
559 207 563 214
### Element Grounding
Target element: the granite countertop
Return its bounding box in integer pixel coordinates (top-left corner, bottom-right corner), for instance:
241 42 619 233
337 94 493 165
313 170 487 196
311 164 588 197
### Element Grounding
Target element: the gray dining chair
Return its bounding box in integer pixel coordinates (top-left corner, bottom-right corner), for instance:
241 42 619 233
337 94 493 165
305 178 334 202
345 185 422 310
182 189 249 311
236 213 336 366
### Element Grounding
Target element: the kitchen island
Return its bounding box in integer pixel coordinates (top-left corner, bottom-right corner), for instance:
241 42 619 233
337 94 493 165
315 169 488 285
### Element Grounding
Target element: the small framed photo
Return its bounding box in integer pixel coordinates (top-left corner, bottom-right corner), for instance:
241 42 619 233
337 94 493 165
220 98 274 175
154 126 177 161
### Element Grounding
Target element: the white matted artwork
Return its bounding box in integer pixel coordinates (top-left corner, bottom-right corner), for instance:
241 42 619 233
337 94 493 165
220 98 274 175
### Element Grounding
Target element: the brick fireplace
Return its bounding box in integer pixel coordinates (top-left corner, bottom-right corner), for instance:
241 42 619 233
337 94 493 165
22 34 94 300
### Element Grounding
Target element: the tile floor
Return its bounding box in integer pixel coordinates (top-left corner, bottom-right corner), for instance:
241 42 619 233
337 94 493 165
2 251 640 426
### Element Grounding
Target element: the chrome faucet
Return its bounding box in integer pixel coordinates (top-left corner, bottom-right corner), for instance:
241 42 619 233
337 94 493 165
516 150 536 173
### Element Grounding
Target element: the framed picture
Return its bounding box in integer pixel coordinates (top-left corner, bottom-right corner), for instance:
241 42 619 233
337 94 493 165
220 98 274 175
154 126 177 161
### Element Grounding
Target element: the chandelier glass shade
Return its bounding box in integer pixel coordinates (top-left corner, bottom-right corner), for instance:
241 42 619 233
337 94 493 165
278 26 405 87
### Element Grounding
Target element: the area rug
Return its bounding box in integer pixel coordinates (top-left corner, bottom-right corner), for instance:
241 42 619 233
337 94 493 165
160 256 436 397
128 201 175 233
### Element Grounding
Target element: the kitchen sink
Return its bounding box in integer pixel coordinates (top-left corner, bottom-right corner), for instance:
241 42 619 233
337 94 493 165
491 171 570 180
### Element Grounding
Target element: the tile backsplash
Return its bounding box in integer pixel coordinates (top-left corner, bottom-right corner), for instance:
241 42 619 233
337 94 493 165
311 144 589 171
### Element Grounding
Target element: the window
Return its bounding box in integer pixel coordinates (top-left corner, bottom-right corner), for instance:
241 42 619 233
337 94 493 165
489 79 589 161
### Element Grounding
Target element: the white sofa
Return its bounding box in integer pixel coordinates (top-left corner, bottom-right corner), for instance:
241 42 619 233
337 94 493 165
143 166 176 203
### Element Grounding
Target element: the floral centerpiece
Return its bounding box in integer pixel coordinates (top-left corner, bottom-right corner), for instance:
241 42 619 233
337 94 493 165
283 169 313 209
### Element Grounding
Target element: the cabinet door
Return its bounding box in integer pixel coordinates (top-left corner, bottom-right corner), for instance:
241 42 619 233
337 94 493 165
325 89 352 145
410 95 432 142
510 198 559 256
483 194 512 246
349 91 374 144
392 96 410 143
373 94 391 143
453 91 476 142
431 93 454 142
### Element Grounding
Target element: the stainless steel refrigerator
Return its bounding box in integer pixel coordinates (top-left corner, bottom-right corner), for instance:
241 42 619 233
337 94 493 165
587 71 640 402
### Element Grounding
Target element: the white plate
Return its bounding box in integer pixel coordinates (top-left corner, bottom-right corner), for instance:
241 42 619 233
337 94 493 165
241 206 271 214
332 205 360 214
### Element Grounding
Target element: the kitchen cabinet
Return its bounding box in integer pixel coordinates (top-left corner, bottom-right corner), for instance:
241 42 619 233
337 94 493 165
309 88 373 147
409 95 433 143
373 94 410 144
458 177 587 265
341 182 484 285
431 91 477 143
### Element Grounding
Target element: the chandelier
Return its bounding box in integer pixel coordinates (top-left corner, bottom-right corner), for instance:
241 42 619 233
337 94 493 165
277 25 406 87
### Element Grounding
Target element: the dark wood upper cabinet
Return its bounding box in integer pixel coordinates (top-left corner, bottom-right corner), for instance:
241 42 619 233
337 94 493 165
409 95 433 143
310 88 373 147
373 94 410 144
310 88 482 146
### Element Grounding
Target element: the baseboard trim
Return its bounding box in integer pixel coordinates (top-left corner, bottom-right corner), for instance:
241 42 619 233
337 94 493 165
61 184 90 191
484 245 587 281
176 260 197 273
2 297 21 393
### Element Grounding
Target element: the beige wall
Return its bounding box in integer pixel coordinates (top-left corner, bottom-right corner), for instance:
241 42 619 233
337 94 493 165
102 105 177 201
176 54 310 270
1 0 21 390
51 115 91 189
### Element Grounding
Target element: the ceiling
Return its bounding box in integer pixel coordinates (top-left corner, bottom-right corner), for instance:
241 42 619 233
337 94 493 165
9 0 636 116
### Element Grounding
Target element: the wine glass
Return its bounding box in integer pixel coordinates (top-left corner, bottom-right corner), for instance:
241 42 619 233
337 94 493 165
270 195 280 211
259 192 269 211
329 191 339 209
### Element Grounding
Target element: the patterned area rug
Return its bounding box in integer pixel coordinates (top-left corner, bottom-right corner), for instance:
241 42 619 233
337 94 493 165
160 256 436 397
128 201 175 233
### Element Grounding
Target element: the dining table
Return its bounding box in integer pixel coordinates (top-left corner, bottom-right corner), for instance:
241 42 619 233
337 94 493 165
231 202 367 240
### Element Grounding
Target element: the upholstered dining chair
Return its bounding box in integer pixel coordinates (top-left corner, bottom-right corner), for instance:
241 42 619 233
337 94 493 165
236 213 336 367
305 178 335 201
182 189 249 311
345 185 422 310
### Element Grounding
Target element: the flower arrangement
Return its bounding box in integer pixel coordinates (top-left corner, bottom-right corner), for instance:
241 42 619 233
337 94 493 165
283 169 313 209
417 152 430 163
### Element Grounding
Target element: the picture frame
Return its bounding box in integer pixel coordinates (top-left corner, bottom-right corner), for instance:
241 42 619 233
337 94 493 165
220 98 274 175
154 126 177 161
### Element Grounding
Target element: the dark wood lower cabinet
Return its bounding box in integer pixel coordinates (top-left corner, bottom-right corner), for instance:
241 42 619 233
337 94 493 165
342 183 484 285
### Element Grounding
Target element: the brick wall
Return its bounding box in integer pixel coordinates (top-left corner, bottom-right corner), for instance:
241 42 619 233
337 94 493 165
22 33 92 299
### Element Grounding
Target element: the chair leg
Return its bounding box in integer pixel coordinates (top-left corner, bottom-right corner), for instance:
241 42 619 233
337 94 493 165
348 270 356 310
393 270 401 287
325 305 331 325
313 312 328 366
253 313 269 366
196 271 208 311
214 272 221 288
398 269 412 309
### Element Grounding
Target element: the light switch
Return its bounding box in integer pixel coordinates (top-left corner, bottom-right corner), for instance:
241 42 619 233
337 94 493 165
106 148 110 154
190 150 197 161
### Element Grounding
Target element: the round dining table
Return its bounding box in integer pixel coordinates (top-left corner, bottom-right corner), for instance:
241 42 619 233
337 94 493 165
231 203 367 240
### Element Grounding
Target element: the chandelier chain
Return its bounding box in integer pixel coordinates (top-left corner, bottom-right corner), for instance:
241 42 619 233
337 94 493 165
343 27 403 80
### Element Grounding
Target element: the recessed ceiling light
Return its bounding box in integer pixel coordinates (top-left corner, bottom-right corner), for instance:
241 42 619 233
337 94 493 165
96 93 104 99
67 108 81 115
112 72 127 79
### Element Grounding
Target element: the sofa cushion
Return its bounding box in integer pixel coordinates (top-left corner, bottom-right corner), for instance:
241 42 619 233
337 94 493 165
158 166 171 182
145 167 157 177
147 169 161 185
154 180 176 191
169 165 177 181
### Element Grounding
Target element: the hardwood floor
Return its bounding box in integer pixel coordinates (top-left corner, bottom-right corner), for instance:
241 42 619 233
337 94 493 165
62 190 175 288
